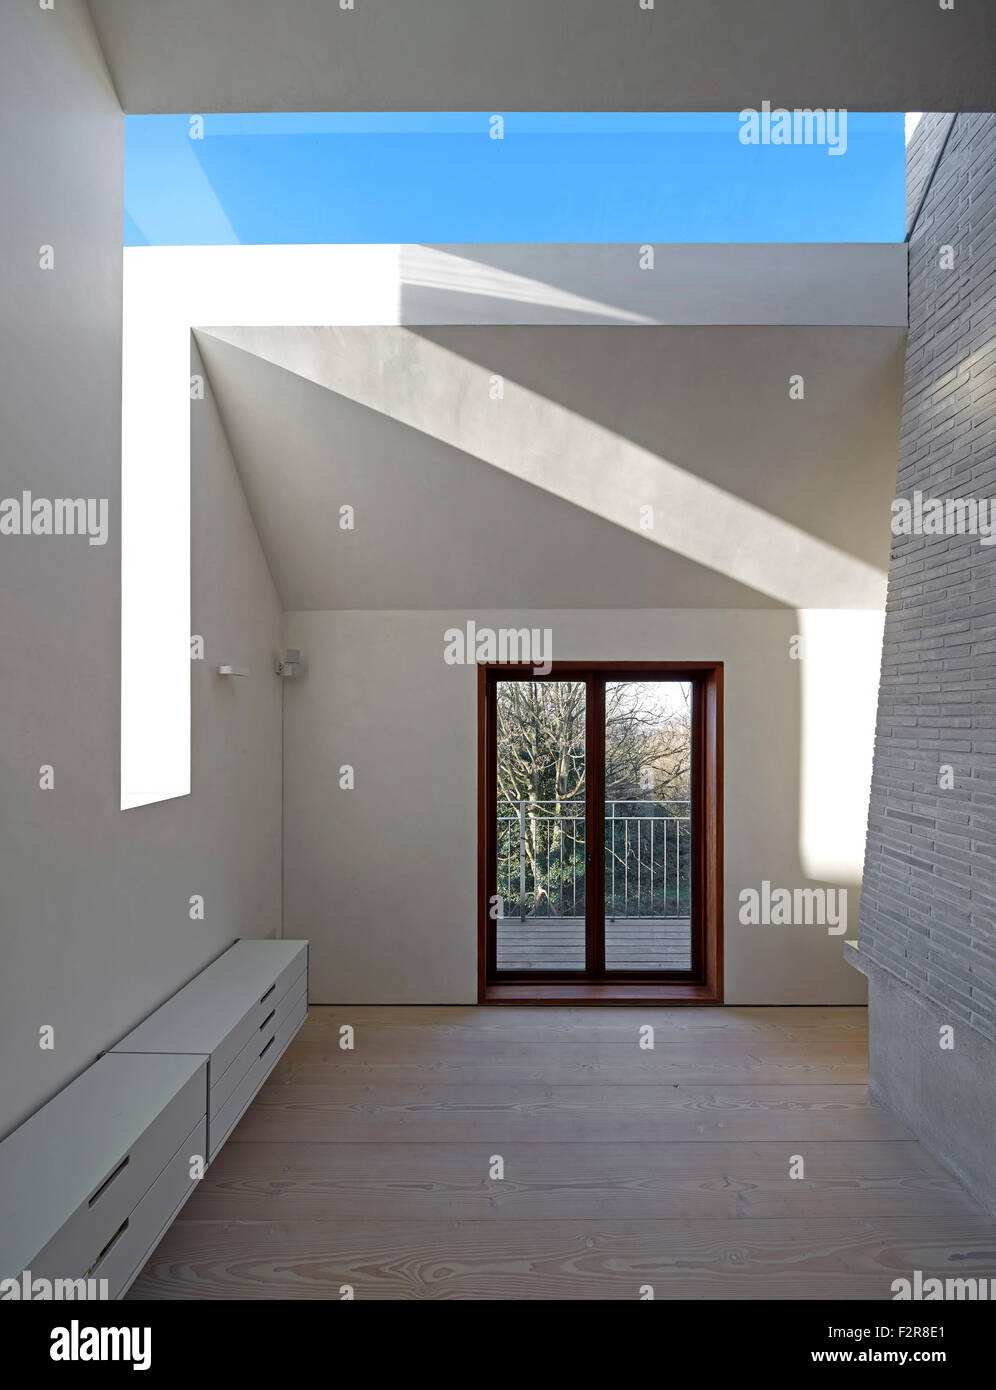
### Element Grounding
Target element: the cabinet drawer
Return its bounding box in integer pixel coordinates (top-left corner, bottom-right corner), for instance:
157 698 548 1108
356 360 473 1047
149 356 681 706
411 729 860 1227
210 949 307 1082
209 991 308 1161
28 1060 206 1284
93 1116 206 1300
261 949 308 1023
209 969 306 1122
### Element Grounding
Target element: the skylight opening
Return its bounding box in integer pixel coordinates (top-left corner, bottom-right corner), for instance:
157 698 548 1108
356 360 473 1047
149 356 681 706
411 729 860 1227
125 112 906 246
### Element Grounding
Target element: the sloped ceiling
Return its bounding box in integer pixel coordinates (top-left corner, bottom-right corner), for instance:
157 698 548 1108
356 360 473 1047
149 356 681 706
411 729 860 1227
195 323 905 612
88 0 996 112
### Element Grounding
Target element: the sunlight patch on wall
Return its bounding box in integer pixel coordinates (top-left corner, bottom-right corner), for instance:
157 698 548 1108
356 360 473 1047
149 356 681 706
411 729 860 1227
798 609 885 883
201 323 889 610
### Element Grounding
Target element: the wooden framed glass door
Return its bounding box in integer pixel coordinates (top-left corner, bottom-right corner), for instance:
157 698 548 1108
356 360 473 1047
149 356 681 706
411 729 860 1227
479 661 723 1001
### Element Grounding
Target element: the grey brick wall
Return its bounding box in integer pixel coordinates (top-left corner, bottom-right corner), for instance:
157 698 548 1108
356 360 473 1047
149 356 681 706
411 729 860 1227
905 113 955 235
859 113 996 1042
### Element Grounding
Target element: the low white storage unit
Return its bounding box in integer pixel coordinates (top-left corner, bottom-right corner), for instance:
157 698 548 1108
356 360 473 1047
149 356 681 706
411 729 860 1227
0 1052 207 1299
0 937 309 1300
112 938 308 1161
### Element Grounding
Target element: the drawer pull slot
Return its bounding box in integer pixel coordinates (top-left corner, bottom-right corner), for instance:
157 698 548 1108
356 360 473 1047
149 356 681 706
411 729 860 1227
89 1217 129 1273
88 1154 130 1207
259 1036 275 1059
259 1009 276 1032
260 983 276 1004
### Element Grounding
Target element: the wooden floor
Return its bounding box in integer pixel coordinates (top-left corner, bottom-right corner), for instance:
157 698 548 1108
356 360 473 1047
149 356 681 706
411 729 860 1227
496 917 692 971
128 1005 996 1301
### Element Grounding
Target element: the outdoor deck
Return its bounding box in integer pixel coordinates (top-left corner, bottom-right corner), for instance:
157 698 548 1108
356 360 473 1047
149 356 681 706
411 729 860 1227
496 917 692 972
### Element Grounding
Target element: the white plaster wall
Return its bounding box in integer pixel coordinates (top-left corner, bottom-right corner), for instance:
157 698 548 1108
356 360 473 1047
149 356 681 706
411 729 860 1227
283 609 881 1005
0 3 283 1136
122 243 905 808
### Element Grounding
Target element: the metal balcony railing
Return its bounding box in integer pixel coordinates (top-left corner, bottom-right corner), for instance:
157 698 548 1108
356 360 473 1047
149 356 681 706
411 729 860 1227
496 799 691 922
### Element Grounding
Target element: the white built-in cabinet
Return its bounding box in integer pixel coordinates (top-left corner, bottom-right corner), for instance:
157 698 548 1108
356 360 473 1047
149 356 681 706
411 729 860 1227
0 939 308 1299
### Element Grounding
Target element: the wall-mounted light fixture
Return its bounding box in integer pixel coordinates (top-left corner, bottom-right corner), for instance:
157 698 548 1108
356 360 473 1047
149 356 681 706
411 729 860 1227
276 649 302 677
216 665 248 677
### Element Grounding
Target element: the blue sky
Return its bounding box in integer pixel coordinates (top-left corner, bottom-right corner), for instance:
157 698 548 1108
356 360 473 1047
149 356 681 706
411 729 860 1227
125 112 905 246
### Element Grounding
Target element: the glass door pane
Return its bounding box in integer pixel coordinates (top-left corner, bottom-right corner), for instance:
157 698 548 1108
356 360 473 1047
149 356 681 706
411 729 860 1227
494 680 586 972
604 680 692 971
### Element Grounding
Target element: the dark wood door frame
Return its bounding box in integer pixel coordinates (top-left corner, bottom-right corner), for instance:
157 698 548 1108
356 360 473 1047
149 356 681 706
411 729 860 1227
478 660 724 1005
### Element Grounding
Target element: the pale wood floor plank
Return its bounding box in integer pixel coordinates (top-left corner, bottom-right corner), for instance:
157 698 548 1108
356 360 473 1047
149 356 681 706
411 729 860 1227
299 1006 870 1042
271 1038 870 1085
126 1005 995 1301
129 1216 996 1301
228 1081 911 1143
188 1140 979 1222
